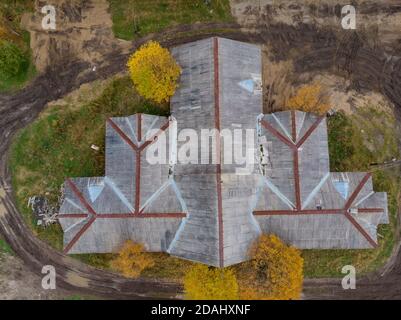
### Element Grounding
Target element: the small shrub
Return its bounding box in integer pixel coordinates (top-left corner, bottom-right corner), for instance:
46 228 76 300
240 234 304 300
287 83 330 115
111 240 155 278
127 41 181 104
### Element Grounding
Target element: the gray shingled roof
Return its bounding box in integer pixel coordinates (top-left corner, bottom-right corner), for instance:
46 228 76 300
58 37 388 267
59 114 186 254
255 111 388 249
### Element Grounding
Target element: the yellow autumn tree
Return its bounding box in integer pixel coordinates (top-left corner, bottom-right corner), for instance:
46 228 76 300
111 240 154 279
240 234 304 300
184 264 239 300
287 82 330 115
127 41 181 103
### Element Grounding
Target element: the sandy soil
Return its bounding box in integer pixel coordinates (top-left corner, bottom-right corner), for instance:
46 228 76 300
312 73 397 115
261 43 398 117
21 0 130 73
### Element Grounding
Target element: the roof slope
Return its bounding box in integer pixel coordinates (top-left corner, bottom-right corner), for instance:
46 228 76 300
168 37 262 267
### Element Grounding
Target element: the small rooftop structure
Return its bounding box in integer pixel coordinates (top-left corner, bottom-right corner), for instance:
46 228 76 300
59 37 388 267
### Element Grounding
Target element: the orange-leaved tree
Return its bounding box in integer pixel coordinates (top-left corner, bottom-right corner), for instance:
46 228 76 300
184 264 239 300
240 234 304 300
127 40 181 103
111 240 154 279
287 82 330 115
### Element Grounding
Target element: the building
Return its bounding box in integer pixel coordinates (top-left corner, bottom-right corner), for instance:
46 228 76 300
58 37 388 267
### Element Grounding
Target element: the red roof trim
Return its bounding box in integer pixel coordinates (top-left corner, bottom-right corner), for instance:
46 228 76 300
63 216 96 254
254 209 344 216
344 212 378 247
261 119 295 149
293 150 301 211
291 112 302 210
66 179 97 216
97 213 186 218
107 118 138 151
357 208 384 213
253 208 383 216
296 116 325 148
344 173 371 210
140 120 170 151
291 111 297 142
343 173 378 247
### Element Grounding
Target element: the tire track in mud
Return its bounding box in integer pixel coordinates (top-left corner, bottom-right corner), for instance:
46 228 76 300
1 18 401 298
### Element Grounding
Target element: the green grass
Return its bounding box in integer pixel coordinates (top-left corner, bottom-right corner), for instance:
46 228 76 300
70 252 195 281
302 107 401 277
0 237 13 255
9 76 166 251
108 0 234 40
0 0 36 92
72 253 116 270
0 55 36 92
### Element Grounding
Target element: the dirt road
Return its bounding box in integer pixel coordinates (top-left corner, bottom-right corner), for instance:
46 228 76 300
0 1 401 299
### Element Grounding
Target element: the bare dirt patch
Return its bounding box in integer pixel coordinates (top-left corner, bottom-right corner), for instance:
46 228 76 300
65 270 89 288
0 253 70 300
21 0 130 73
261 45 398 118
311 73 398 115
230 0 401 53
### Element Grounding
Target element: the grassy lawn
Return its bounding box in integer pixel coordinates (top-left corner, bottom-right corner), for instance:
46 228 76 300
302 107 401 277
9 76 166 251
79 251 196 281
0 0 36 92
108 0 234 40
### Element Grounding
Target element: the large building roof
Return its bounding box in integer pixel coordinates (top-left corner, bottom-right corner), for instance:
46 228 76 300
58 37 388 267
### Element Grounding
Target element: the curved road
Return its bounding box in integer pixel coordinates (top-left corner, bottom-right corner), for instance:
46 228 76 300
1 21 401 299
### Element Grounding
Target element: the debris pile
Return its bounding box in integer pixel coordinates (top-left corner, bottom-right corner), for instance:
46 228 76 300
27 194 62 227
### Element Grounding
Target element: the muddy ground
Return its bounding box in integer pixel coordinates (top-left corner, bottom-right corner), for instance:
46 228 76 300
0 0 401 299
0 252 70 300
